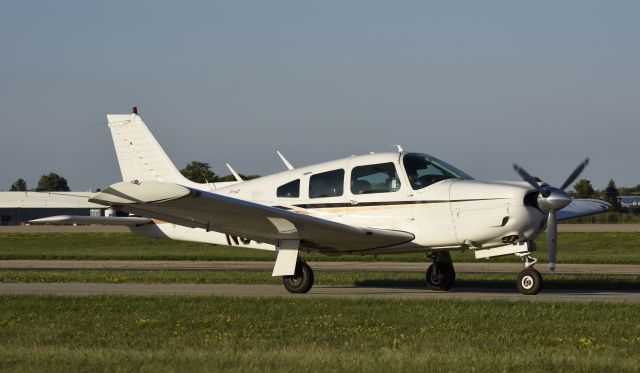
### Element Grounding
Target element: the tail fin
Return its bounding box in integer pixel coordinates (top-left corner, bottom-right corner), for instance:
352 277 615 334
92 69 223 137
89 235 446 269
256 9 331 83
107 109 187 183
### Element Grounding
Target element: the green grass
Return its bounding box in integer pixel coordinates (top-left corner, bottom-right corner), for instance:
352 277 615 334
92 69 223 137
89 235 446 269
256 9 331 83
564 211 640 224
0 295 639 372
1 270 639 290
1 232 640 263
0 232 276 261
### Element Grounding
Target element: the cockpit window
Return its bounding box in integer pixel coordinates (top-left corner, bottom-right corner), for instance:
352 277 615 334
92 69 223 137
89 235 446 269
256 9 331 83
351 162 401 194
403 153 473 190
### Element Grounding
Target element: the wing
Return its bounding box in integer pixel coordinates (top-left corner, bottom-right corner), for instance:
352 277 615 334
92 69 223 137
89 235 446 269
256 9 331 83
89 181 415 251
29 215 152 226
557 199 611 221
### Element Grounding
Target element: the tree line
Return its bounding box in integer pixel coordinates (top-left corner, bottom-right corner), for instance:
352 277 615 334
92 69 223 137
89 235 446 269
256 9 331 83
9 174 70 192
179 161 260 183
569 179 638 212
7 161 260 192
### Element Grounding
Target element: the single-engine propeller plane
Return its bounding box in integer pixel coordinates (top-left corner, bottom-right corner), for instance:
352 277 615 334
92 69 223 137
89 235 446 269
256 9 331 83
31 108 611 295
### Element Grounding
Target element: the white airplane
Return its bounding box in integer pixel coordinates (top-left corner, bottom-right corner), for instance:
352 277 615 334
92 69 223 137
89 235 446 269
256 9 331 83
31 108 611 295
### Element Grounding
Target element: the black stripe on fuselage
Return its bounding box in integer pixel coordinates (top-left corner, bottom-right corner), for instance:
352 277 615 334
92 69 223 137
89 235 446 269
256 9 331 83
290 198 506 209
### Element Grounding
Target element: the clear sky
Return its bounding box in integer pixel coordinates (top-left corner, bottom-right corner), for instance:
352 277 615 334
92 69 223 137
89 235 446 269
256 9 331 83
1 1 639 191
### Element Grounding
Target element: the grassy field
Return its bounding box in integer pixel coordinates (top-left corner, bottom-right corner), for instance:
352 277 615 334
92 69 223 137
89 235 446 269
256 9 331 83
0 295 639 372
2 233 639 372
1 232 640 263
1 270 640 290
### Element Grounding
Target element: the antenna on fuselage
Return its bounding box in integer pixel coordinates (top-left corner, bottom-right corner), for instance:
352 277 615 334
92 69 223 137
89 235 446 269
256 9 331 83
276 150 294 170
226 163 244 182
194 162 215 191
392 144 404 152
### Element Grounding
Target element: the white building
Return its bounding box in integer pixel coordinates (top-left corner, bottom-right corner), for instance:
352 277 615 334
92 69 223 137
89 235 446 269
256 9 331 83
0 191 110 225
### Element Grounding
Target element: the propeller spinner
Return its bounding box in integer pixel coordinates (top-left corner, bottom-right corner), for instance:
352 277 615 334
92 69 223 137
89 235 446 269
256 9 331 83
513 158 589 272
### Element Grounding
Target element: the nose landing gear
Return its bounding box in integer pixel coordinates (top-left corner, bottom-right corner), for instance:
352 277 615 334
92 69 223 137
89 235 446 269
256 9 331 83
516 253 542 295
517 268 543 295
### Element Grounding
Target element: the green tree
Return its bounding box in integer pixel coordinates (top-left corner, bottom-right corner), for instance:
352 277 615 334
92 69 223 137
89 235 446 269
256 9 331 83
36 173 70 191
573 179 595 199
217 174 261 182
10 178 27 191
604 179 621 211
618 186 632 196
180 161 217 183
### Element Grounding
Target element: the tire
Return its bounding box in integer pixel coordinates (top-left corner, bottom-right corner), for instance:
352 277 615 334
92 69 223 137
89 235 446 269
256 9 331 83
516 268 543 295
282 261 314 294
425 262 455 291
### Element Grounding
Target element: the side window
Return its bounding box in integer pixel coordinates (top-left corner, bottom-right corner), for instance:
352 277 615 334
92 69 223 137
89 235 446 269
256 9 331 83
309 169 344 198
351 162 401 194
277 179 300 198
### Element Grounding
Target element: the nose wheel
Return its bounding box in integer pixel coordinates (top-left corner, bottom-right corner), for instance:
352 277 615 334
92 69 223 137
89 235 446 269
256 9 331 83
515 253 543 295
516 267 543 295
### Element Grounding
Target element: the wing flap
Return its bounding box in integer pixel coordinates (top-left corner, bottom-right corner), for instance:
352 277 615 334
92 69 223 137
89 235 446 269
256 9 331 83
29 215 152 226
89 181 415 251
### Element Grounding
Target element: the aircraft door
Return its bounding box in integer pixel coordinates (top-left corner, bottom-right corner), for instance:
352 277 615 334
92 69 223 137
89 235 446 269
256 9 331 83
345 157 414 231
298 168 349 225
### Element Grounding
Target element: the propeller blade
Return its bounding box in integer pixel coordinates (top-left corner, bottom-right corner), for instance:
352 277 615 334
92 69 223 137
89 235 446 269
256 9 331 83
547 211 557 273
560 158 589 191
513 163 544 194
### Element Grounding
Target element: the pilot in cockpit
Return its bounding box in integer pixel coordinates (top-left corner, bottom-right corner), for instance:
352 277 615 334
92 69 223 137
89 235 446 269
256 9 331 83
404 156 428 189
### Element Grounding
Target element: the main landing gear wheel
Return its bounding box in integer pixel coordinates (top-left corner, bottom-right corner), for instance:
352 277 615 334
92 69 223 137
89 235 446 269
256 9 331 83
283 261 314 294
425 262 456 291
516 268 543 295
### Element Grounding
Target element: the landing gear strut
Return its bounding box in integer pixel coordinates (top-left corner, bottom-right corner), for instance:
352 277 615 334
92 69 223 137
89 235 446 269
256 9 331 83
425 252 456 291
282 259 314 294
516 253 542 295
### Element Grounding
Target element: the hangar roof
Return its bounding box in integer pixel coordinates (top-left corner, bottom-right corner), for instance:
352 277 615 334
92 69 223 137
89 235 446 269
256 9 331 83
0 192 104 209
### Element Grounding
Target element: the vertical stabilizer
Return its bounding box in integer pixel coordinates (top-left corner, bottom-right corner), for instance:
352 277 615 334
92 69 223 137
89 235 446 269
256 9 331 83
107 109 187 183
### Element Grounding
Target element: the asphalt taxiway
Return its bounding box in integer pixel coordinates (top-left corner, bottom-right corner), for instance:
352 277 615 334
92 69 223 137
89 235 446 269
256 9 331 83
2 219 638 302
0 260 639 302
1 282 639 303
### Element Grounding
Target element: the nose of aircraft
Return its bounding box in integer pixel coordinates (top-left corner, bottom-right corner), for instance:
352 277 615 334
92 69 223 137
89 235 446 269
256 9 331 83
536 187 572 213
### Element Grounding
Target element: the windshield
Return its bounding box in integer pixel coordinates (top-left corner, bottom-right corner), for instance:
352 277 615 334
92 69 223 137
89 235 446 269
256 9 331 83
402 153 473 190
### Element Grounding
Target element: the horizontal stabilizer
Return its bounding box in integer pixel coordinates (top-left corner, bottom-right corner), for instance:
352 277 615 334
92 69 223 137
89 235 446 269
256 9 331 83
29 215 152 226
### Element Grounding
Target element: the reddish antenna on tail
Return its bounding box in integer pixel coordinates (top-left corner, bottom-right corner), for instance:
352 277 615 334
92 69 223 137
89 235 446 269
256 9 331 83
132 106 138 114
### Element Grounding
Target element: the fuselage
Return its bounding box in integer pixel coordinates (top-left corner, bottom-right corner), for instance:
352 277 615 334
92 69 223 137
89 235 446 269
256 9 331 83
132 152 547 255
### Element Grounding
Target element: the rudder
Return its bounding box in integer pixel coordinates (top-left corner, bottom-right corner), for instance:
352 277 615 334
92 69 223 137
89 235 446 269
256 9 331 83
107 108 187 183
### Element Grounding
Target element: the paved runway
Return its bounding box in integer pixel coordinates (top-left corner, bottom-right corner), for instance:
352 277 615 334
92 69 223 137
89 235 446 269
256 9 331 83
1 282 639 303
2 260 639 275
2 261 638 302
